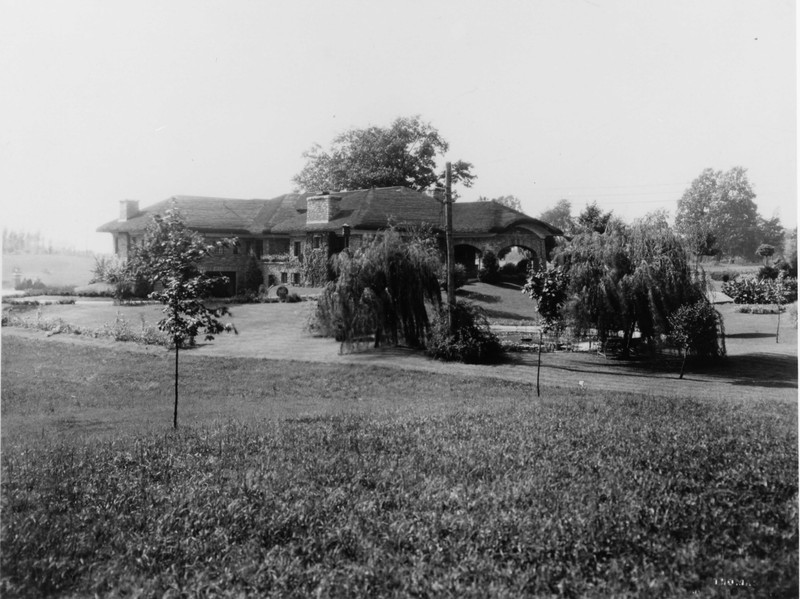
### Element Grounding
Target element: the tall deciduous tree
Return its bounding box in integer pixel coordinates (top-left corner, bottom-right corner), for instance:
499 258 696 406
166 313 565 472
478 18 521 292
478 195 523 212
127 204 235 429
538 199 574 235
576 201 613 234
757 214 785 252
675 167 761 258
293 116 475 196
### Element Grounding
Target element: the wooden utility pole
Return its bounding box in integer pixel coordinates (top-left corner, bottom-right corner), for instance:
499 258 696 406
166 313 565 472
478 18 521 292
444 162 455 332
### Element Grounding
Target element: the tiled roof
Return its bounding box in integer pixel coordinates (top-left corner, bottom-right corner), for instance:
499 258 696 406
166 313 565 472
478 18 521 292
453 201 563 236
268 187 443 233
97 196 268 234
97 187 562 237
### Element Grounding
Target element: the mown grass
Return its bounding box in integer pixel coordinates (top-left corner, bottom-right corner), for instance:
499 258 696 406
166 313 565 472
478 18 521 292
2 336 797 597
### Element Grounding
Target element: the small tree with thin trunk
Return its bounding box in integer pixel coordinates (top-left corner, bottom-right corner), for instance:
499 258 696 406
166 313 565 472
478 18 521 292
668 300 725 379
773 271 785 343
127 204 235 428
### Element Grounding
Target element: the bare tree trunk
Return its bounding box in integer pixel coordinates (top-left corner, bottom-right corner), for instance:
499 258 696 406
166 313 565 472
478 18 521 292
776 304 781 343
173 344 179 429
536 331 542 397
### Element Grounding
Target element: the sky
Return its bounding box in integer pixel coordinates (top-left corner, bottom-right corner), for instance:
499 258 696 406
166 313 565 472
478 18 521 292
1 0 796 254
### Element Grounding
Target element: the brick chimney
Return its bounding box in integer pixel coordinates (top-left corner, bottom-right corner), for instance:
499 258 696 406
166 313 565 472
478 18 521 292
306 193 342 224
119 200 139 222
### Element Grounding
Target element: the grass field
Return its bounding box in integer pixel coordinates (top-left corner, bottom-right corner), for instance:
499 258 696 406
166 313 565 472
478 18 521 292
2 253 99 289
2 330 798 597
2 267 798 596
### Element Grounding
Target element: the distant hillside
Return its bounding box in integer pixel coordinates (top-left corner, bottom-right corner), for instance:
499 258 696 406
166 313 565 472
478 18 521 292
2 253 101 289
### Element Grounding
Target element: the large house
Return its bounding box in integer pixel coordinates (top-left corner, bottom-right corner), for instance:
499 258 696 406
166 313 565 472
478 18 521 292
97 186 561 294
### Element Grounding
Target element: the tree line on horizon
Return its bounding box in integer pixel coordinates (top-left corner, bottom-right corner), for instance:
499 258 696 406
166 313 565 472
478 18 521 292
2 228 95 256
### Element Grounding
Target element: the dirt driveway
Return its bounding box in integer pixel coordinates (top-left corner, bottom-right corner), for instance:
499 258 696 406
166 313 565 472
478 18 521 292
5 300 796 403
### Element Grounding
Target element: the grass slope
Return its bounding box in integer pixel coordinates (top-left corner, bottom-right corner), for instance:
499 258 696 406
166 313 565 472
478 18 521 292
2 253 98 289
1 336 797 597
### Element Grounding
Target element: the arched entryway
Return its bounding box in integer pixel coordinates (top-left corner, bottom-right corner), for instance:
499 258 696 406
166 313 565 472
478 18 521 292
497 244 540 279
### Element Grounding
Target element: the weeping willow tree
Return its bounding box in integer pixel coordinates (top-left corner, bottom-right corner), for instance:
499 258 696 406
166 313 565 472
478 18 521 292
314 227 442 350
555 212 719 356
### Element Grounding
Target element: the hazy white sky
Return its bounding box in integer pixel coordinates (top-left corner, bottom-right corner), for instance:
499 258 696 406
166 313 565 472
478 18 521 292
1 0 796 253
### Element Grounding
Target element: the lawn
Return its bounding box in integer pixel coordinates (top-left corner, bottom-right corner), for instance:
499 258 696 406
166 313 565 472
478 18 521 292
2 275 798 597
1 331 798 597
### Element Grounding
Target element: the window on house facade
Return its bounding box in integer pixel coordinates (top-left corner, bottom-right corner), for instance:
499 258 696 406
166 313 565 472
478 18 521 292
254 240 263 257
294 241 302 256
292 272 301 285
312 235 321 250
281 272 288 284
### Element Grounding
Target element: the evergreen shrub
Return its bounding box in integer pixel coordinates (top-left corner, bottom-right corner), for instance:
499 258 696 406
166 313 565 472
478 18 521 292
478 251 500 284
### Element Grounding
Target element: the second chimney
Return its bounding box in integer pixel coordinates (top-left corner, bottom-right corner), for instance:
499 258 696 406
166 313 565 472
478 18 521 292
306 193 341 224
119 200 140 222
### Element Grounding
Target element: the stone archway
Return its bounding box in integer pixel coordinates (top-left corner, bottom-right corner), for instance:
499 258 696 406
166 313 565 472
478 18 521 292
497 244 540 271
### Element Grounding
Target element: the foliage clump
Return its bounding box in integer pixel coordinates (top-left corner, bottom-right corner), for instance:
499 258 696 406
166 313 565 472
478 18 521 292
13 277 46 291
241 253 264 292
551 214 709 352
478 250 500 284
522 264 569 332
311 228 441 349
439 262 468 292
425 301 503 364
675 166 783 258
90 254 152 300
293 115 475 196
668 300 726 378
722 277 797 305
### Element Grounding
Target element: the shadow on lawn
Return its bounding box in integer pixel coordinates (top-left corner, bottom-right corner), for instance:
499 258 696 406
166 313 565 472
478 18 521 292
483 307 535 321
695 353 798 388
514 351 798 391
456 289 502 303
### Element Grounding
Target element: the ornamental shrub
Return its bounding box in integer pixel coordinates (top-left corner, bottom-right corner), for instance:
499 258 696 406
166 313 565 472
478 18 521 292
758 265 780 281
668 301 725 359
722 277 797 304
242 254 264 292
425 301 503 364
478 251 500 284
522 265 570 332
668 300 725 378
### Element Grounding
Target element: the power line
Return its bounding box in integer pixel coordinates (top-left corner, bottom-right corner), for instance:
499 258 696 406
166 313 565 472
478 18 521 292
532 181 691 191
